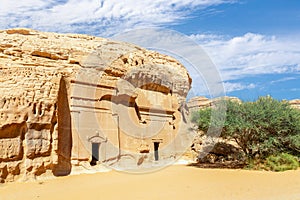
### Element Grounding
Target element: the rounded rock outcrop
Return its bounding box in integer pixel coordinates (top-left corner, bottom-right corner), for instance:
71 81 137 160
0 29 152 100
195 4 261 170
0 28 192 182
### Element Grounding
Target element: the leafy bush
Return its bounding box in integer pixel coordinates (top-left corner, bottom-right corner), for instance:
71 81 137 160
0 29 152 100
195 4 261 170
265 153 299 171
191 107 212 132
192 96 300 161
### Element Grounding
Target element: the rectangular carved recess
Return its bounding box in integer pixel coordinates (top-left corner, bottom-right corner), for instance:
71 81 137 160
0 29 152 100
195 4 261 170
0 122 27 162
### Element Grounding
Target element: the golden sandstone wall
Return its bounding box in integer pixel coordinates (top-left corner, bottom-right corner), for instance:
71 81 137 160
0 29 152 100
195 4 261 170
0 28 192 182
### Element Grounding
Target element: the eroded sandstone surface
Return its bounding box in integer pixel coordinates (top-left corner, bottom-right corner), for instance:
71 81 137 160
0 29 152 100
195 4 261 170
188 96 300 112
187 96 241 112
0 28 192 182
289 99 300 109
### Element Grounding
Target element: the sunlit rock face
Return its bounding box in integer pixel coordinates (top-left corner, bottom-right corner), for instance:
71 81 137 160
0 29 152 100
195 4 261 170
187 96 241 112
289 99 300 110
188 96 300 112
0 28 192 182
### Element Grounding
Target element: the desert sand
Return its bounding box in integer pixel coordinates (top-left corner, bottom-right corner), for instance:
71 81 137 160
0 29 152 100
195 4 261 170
1 165 300 200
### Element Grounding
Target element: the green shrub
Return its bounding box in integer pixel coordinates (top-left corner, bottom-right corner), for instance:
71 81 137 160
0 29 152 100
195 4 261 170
265 153 299 171
192 96 300 160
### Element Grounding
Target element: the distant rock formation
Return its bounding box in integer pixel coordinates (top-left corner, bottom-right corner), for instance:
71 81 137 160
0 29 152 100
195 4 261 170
289 99 300 109
188 96 299 112
0 28 192 182
187 96 241 112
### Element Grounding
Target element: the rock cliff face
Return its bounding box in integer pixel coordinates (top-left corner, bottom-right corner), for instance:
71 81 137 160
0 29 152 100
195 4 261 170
188 96 300 112
289 99 300 109
0 28 192 182
187 96 241 112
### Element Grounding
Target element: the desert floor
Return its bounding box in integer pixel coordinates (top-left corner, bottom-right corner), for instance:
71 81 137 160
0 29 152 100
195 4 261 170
1 165 300 200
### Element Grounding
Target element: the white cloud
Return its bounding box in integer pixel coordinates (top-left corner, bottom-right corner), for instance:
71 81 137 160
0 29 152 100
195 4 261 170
191 33 300 81
270 77 297 84
290 88 300 92
223 82 255 92
189 33 227 43
0 0 235 36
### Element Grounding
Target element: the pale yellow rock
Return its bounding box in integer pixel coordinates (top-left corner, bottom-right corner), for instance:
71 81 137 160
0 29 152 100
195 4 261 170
187 96 241 112
0 28 192 183
289 99 300 109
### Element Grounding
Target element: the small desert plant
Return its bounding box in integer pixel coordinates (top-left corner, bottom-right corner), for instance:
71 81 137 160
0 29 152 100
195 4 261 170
265 153 299 171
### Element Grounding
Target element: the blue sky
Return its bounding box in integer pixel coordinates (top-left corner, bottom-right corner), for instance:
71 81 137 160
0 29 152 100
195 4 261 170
1 0 299 101
171 0 300 36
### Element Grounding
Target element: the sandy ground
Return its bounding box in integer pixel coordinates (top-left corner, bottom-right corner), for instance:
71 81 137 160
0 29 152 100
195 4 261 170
1 165 300 200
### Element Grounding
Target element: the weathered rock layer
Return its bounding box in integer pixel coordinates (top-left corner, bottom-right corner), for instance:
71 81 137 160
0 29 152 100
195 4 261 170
0 28 192 182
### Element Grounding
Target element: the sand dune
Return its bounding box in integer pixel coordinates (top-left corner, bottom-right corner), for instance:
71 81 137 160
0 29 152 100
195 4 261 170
1 165 300 200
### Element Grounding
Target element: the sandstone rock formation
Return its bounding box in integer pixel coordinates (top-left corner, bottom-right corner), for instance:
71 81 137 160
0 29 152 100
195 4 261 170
188 96 299 112
187 96 241 112
191 134 244 166
289 99 300 109
0 28 192 182
187 96 211 111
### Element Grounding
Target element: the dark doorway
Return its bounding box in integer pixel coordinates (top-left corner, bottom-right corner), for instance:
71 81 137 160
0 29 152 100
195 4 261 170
91 143 99 166
154 142 160 161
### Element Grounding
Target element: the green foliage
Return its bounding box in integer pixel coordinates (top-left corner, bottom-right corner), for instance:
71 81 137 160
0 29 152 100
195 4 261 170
191 107 212 132
245 153 299 171
265 153 299 171
192 96 300 161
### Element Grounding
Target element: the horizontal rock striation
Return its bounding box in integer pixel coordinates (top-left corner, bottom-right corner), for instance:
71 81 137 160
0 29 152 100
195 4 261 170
289 99 300 109
188 96 300 112
0 28 192 182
